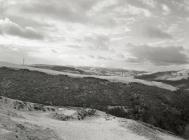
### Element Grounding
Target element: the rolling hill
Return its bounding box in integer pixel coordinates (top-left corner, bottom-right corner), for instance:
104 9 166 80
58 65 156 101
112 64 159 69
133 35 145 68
0 62 188 138
136 70 189 90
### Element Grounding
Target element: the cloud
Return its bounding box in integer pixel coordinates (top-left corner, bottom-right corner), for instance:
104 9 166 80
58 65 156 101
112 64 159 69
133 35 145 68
144 26 173 39
125 5 151 17
19 0 99 23
127 44 188 65
0 0 188 70
7 15 50 28
99 1 152 18
88 55 112 61
162 4 171 15
83 34 110 50
120 0 153 9
119 0 189 18
139 0 156 8
0 18 44 40
160 0 189 17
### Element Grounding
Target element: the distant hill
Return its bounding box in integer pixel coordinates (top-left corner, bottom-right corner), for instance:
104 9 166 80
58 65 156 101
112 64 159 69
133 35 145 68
32 64 93 75
77 66 146 76
136 70 189 90
0 61 177 91
32 64 146 77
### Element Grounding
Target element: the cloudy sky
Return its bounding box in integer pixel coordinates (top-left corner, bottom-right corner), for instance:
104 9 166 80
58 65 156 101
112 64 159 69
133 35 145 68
0 0 189 71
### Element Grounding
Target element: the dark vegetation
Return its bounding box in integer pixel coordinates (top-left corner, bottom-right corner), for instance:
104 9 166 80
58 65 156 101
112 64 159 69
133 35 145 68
0 67 189 138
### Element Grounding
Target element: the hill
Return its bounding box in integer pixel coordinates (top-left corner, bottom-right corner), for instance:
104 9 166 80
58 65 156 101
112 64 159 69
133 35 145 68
136 70 189 90
0 96 184 140
0 61 177 91
32 64 145 76
0 66 188 138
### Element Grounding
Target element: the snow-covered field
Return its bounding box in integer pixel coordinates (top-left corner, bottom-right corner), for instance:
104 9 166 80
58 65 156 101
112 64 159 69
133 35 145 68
0 97 184 140
0 61 177 91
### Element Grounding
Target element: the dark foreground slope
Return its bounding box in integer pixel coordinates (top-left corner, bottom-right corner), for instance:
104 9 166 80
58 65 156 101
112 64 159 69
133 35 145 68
0 67 188 138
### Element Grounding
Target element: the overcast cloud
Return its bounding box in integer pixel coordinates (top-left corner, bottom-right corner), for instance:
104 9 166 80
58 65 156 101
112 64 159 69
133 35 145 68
0 18 44 39
0 0 189 71
126 44 188 65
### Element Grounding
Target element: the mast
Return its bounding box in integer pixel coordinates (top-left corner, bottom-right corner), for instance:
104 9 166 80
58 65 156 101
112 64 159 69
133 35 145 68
22 57 25 66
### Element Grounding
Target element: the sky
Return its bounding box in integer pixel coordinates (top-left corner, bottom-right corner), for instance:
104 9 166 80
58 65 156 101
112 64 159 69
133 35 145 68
0 0 189 71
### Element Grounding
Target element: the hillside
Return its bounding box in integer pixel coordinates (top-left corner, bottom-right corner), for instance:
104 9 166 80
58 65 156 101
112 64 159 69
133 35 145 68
0 61 177 91
32 64 145 76
136 70 189 90
32 64 93 75
0 96 184 140
136 70 189 81
31 64 177 91
0 66 188 138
